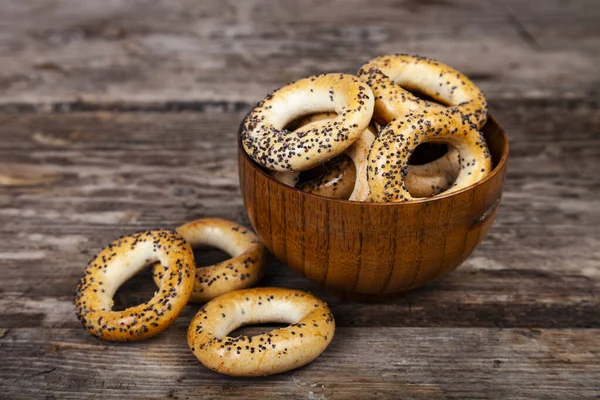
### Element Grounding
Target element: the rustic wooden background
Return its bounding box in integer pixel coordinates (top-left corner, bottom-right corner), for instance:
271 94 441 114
0 0 599 399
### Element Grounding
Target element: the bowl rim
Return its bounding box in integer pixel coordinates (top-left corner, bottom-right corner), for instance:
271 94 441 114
238 115 509 206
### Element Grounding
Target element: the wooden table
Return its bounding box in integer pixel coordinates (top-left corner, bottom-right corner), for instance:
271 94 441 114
1 1 599 398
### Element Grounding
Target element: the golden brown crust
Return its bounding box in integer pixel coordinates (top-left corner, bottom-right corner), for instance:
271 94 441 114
241 73 374 172
74 230 195 341
286 112 462 201
188 287 335 376
272 112 357 199
406 147 460 197
368 110 492 202
358 54 487 129
152 219 267 303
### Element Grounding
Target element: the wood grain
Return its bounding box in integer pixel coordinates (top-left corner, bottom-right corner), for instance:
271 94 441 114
0 99 598 397
0 0 599 397
0 0 598 108
1 326 599 400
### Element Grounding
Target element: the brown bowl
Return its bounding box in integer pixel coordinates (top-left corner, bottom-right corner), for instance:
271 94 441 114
238 116 509 301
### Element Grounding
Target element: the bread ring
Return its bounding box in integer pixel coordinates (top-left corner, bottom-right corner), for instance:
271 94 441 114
241 73 374 172
271 113 357 199
188 287 335 376
368 110 492 202
350 131 460 200
358 54 487 129
283 113 461 201
297 155 356 198
75 230 195 341
152 219 267 303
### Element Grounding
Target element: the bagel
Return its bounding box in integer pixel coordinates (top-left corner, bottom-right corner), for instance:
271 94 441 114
241 73 374 172
297 155 356 199
152 219 267 303
188 287 335 376
75 230 195 341
346 125 376 201
358 54 487 129
271 113 357 199
368 109 492 202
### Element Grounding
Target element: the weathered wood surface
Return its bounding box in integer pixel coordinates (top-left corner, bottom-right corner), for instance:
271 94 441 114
1 102 599 398
1 0 600 398
0 0 599 109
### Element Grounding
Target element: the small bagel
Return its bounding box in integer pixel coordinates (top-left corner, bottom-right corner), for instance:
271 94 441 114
75 230 195 341
188 287 335 376
272 113 357 199
241 73 374 172
153 219 267 303
358 54 487 129
368 110 492 202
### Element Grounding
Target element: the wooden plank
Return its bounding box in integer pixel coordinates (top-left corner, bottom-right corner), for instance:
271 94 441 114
0 0 598 107
0 327 598 399
0 100 598 331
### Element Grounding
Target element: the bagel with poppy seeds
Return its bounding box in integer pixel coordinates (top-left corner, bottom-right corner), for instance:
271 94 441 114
188 287 335 376
272 113 358 199
358 54 487 129
296 155 357 199
241 73 374 172
75 230 195 341
368 109 491 202
152 218 267 303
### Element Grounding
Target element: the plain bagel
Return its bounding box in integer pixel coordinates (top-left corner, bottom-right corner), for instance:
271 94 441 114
188 287 335 376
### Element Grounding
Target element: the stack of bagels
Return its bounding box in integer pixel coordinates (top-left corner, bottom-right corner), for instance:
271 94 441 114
75 54 490 377
241 54 491 202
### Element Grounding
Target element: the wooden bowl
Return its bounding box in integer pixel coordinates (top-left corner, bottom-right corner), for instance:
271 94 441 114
238 117 509 300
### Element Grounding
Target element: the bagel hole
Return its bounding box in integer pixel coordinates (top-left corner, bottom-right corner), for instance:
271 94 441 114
229 323 290 338
407 142 459 198
193 247 231 269
113 265 158 311
111 248 231 311
284 112 336 131
408 143 449 165
404 87 449 107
